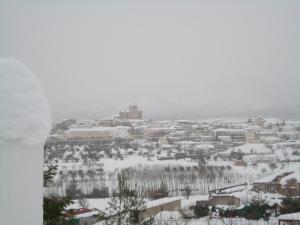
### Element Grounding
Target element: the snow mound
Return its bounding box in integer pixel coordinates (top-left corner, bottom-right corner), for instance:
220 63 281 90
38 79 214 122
0 58 51 146
154 210 183 220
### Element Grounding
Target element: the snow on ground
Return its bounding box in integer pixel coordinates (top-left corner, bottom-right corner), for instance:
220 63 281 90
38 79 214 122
67 198 111 211
69 196 186 209
207 156 300 185
243 154 278 164
95 216 278 225
255 163 300 183
222 143 272 155
185 217 277 225
145 197 181 209
255 170 292 183
206 159 262 184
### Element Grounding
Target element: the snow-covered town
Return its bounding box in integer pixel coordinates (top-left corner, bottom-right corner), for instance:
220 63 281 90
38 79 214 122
1 1 300 225
43 105 300 225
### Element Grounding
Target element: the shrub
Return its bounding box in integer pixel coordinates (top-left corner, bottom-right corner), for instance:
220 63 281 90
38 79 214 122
194 206 209 218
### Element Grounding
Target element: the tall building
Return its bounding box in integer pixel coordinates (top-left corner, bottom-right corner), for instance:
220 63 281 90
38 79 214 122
245 128 258 143
255 116 265 127
119 104 143 120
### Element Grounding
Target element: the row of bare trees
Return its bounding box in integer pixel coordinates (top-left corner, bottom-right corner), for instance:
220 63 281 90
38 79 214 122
45 164 245 200
114 165 243 198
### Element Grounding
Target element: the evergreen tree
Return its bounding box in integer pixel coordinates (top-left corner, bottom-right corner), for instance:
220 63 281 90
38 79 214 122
281 197 300 214
43 165 73 225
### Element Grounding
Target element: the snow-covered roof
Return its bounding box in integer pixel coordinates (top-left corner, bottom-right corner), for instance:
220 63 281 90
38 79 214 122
73 210 99 219
145 197 181 209
0 58 51 146
280 170 300 185
215 128 245 132
255 169 293 183
66 198 111 212
66 126 129 132
194 144 214 149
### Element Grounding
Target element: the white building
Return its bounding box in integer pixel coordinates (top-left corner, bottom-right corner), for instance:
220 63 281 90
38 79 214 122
245 128 258 143
64 126 130 139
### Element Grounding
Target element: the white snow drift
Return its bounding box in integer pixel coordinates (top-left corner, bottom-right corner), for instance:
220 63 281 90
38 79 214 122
0 58 51 225
0 58 51 146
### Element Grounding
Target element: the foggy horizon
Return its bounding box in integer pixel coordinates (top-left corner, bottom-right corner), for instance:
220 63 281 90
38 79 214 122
1 0 300 121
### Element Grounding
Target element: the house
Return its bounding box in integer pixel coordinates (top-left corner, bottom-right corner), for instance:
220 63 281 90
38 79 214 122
209 195 240 208
282 179 300 196
245 128 258 143
278 212 300 225
234 160 247 167
253 181 280 194
280 172 300 197
253 171 300 196
64 208 99 225
63 126 130 139
139 198 181 221
196 193 240 209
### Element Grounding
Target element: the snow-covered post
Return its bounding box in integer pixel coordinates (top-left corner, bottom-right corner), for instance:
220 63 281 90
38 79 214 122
0 58 51 225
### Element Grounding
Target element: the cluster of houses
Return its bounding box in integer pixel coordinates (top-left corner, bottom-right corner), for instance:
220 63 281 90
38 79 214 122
45 108 300 224
48 110 300 164
63 171 300 225
253 170 300 197
63 190 300 225
64 197 181 225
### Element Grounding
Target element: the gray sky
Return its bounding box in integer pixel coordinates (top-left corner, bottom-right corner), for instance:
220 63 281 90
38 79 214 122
1 0 300 120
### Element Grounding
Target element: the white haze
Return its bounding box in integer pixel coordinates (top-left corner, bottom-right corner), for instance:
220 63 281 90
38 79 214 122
1 0 299 120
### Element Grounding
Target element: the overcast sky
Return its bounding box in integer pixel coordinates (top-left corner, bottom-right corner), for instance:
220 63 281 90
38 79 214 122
1 0 300 120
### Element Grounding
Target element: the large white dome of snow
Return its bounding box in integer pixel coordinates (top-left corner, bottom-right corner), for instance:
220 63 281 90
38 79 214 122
0 58 51 146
